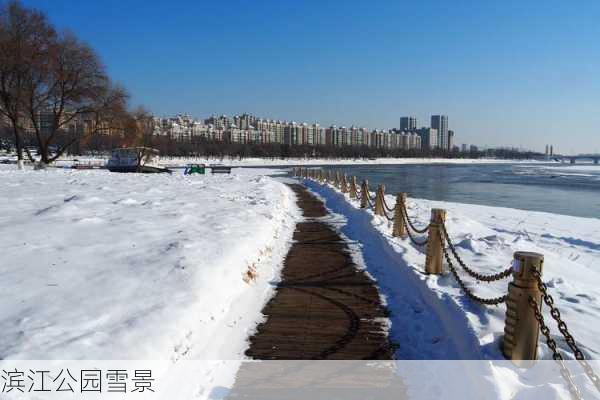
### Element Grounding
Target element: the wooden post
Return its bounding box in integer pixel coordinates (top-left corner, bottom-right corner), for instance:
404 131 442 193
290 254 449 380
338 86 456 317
374 185 385 216
349 176 358 199
341 174 348 193
334 171 340 188
503 252 544 362
425 208 446 274
360 180 369 208
392 193 407 238
328 170 334 184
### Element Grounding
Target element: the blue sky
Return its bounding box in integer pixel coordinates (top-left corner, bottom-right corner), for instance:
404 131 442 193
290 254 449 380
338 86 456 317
22 0 600 154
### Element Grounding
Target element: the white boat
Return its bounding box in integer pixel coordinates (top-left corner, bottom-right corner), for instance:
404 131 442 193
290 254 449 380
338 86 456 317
106 147 171 173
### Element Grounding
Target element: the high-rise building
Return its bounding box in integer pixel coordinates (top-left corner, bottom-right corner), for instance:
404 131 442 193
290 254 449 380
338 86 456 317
447 130 455 151
416 128 438 149
400 116 417 132
431 115 448 150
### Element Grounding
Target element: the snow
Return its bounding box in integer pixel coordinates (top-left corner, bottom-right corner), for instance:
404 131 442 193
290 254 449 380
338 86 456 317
303 177 600 398
0 152 551 168
2 163 600 399
160 157 548 167
0 165 300 394
304 178 600 360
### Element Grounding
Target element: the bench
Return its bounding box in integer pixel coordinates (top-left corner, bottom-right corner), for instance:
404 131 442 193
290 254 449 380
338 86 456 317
210 165 232 174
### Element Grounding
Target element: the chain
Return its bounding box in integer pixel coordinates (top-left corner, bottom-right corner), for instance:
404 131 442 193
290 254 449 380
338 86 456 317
528 297 584 400
382 207 395 222
439 231 508 305
401 202 430 234
440 224 513 282
401 210 428 246
382 196 396 212
532 269 600 393
365 192 375 209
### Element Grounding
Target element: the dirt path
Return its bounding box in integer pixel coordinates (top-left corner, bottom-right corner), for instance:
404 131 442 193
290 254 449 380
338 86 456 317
244 184 393 360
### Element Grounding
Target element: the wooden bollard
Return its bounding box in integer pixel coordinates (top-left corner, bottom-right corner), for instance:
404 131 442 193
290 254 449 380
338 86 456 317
425 208 446 274
360 180 369 208
374 185 385 216
392 193 407 238
349 176 358 199
341 174 348 193
503 252 544 362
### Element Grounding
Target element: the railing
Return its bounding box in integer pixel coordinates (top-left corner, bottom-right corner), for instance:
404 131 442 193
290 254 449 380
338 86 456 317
293 167 599 399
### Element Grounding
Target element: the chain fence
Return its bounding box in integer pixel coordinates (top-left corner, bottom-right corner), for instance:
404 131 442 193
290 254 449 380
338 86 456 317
298 168 598 396
401 202 430 234
441 224 513 282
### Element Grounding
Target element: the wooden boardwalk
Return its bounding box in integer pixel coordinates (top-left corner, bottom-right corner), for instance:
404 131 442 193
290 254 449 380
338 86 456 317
244 184 393 360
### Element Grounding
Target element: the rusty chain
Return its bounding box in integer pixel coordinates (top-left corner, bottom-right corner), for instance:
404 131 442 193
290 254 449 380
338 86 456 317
382 207 395 222
401 207 429 246
401 202 430 234
532 269 600 393
439 231 508 305
440 223 513 283
528 296 584 400
382 196 396 212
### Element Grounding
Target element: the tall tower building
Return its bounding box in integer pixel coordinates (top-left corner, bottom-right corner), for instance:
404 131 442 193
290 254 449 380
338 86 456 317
431 115 448 150
400 116 417 132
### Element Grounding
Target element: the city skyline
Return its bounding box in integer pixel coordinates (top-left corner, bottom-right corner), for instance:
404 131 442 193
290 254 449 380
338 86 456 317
20 0 600 155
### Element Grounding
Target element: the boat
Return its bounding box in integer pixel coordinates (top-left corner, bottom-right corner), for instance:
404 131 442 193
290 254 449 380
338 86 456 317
106 147 171 173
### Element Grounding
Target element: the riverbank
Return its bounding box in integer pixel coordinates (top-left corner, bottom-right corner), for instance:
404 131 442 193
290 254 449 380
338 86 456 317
0 152 553 169
159 157 550 168
303 177 600 361
0 166 300 363
2 165 599 398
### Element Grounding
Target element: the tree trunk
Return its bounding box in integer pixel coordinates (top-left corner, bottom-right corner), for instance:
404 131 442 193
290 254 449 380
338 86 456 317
12 124 24 170
34 161 48 170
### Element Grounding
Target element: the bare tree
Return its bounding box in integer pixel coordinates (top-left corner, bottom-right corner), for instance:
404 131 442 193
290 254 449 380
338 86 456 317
0 0 55 169
119 107 158 171
23 31 128 167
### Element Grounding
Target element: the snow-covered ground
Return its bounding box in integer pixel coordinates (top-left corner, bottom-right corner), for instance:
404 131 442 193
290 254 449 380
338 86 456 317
0 165 300 394
0 152 550 168
304 177 600 360
309 177 600 359
303 177 600 398
159 156 548 167
2 163 600 398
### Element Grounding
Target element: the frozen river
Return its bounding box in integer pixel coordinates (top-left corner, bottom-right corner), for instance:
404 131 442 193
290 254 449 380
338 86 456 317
328 163 600 219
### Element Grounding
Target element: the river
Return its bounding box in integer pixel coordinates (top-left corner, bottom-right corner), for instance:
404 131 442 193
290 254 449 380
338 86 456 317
315 163 600 219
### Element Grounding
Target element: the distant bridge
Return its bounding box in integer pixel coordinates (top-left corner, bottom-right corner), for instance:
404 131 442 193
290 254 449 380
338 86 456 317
552 154 600 164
